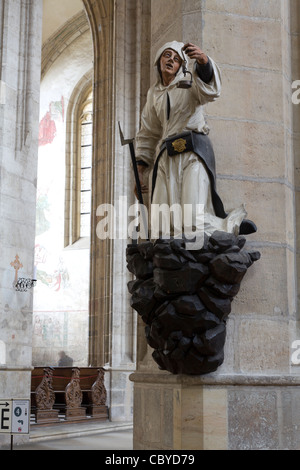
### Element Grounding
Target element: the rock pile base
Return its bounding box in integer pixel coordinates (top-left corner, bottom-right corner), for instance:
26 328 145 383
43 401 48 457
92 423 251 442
126 231 260 375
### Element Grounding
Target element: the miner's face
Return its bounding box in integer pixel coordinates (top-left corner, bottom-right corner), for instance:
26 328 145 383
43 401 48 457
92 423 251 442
159 49 182 79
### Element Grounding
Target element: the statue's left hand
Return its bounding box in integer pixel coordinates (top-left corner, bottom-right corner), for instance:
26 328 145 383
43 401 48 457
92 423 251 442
183 43 208 65
134 165 148 199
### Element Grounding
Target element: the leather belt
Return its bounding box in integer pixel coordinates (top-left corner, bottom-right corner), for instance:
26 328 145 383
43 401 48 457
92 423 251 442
163 131 194 156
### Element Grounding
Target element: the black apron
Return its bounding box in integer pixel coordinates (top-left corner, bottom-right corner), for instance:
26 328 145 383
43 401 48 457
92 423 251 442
151 131 227 220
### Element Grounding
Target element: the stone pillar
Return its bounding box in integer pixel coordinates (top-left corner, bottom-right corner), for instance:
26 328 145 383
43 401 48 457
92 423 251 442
82 0 115 369
130 0 300 450
131 373 300 450
83 0 151 421
0 0 43 449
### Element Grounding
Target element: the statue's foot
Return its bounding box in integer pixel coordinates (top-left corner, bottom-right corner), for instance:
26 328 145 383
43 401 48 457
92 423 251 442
239 219 257 235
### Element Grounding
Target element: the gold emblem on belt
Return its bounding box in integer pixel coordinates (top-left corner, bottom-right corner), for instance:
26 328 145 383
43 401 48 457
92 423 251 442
172 138 187 153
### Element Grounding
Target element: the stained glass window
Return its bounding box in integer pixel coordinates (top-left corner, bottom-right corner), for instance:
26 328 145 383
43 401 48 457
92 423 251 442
79 91 93 238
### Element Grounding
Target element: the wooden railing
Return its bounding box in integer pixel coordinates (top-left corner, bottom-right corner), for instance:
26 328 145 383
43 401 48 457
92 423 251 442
31 367 108 425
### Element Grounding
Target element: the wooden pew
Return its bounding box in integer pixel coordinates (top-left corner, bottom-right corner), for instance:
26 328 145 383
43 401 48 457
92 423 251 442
52 367 86 421
79 368 108 419
31 367 60 425
31 366 109 425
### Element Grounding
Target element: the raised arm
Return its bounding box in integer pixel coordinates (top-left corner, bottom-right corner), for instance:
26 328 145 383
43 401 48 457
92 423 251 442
183 42 222 104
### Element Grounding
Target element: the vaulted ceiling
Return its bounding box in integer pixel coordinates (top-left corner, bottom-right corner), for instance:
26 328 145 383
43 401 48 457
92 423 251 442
42 0 84 44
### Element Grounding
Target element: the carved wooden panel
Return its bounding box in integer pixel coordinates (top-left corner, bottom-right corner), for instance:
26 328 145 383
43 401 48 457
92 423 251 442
35 367 56 410
65 368 83 408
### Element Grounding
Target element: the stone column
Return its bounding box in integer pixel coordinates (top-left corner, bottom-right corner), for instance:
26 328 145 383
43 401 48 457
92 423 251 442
110 0 151 421
0 0 43 449
82 0 115 368
130 0 300 450
83 0 151 421
131 372 300 450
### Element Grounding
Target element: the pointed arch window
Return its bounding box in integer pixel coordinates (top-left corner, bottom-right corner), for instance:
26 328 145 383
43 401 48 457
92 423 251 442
64 79 93 248
79 91 93 238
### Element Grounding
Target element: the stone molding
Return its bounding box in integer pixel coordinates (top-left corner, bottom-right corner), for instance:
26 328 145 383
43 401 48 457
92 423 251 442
82 0 115 366
130 371 300 387
41 10 89 79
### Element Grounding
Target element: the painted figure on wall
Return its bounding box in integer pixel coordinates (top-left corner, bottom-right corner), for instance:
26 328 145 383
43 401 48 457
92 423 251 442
134 41 256 238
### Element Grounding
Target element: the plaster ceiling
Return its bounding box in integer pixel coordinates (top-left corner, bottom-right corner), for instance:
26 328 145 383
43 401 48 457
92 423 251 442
42 0 84 44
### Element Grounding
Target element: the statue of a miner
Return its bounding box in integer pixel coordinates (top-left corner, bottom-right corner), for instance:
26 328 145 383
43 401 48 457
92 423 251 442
134 41 256 241
125 41 260 375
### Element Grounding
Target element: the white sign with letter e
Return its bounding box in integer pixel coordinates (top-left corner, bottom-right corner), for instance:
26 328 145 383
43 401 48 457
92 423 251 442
0 400 12 433
0 399 29 434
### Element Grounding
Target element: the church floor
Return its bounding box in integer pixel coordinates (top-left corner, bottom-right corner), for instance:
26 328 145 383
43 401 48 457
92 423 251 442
15 421 133 450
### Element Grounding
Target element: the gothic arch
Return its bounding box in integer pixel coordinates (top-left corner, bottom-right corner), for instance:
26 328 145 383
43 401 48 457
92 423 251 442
82 0 151 374
41 10 90 80
64 69 93 247
82 0 115 366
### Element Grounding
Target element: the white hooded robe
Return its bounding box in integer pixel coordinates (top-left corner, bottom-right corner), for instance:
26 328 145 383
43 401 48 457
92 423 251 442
135 41 246 239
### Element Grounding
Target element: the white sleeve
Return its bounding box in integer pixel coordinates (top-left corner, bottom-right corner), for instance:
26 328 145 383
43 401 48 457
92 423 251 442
192 56 222 105
135 88 163 167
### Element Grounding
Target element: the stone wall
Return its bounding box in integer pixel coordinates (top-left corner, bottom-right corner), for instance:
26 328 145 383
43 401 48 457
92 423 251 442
145 0 297 377
0 0 43 448
131 373 300 450
202 0 297 375
0 0 299 450
131 0 300 450
82 0 152 421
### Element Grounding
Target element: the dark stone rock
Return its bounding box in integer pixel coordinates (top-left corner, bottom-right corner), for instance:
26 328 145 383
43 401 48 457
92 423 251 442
127 278 143 294
205 276 241 299
193 323 226 356
126 247 153 280
209 250 259 285
209 230 238 251
249 251 261 263
153 239 173 255
193 251 215 264
154 286 179 301
154 263 209 294
137 241 155 261
197 287 232 320
130 278 159 324
126 231 260 375
153 252 185 270
152 302 221 341
169 239 198 262
171 295 205 316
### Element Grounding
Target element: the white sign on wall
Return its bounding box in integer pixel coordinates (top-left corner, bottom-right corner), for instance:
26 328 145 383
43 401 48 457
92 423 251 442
0 400 12 433
0 340 6 366
0 399 29 434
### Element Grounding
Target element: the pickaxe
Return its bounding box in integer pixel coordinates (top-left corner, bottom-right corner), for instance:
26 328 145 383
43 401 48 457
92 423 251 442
118 122 149 241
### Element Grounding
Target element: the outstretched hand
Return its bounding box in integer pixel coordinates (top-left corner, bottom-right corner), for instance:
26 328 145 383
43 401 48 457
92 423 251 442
182 43 208 65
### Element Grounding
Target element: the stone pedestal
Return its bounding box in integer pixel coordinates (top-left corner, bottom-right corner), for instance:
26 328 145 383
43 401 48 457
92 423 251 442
130 372 300 450
87 405 109 420
65 407 86 421
35 409 59 425
126 235 260 376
